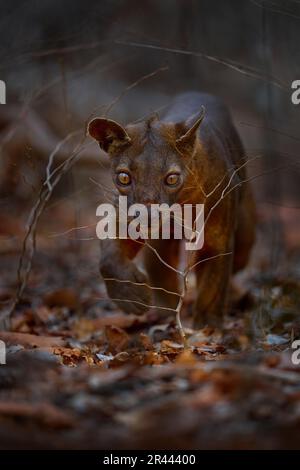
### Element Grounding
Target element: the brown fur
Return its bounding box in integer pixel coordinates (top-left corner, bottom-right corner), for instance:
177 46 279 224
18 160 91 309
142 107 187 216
88 92 256 327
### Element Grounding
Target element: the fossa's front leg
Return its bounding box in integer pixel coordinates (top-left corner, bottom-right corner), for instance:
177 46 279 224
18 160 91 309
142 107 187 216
143 239 181 311
193 248 233 328
192 196 236 328
100 238 152 315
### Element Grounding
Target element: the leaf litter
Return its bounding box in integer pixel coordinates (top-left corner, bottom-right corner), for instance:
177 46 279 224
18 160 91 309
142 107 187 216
0 208 300 449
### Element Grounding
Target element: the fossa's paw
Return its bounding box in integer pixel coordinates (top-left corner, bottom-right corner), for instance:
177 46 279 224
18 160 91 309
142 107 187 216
101 262 152 315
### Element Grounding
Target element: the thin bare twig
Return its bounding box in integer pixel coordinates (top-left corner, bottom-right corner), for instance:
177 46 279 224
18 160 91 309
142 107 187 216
115 40 288 90
102 277 181 297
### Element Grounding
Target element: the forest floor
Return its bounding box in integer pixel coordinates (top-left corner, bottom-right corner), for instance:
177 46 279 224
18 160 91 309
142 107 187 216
0 200 300 449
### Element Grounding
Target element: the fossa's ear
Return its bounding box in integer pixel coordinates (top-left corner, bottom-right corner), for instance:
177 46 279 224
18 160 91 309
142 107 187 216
88 118 131 155
175 106 205 154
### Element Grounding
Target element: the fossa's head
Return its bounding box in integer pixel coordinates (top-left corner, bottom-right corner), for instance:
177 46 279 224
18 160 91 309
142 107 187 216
88 108 205 207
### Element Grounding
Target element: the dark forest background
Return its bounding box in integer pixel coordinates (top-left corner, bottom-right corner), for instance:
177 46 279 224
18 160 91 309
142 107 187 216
1 0 300 250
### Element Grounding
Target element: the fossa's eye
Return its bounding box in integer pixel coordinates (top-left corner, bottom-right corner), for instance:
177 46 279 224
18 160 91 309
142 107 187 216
117 172 131 186
165 173 180 186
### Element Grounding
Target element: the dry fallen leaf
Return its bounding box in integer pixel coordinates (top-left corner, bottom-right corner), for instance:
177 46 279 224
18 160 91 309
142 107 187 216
139 332 153 350
0 331 65 348
44 288 79 309
176 348 197 365
105 325 130 353
34 306 53 324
